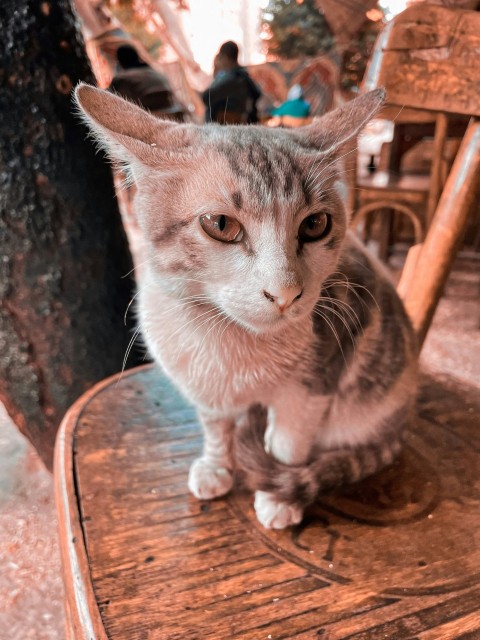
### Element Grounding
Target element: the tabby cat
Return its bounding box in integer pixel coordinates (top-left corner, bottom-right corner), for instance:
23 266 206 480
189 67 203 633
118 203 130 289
76 84 417 529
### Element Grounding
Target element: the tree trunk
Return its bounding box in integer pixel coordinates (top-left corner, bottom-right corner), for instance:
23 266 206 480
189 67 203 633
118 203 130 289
0 0 143 469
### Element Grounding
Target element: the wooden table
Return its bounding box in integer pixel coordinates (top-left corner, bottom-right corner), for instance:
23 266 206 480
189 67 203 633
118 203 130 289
55 365 480 640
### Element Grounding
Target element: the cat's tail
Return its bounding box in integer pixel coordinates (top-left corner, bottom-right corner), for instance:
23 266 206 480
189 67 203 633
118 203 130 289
235 404 404 509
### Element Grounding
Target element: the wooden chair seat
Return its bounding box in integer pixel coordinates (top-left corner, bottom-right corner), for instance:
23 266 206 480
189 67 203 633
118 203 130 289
357 172 430 196
55 365 480 640
354 172 430 247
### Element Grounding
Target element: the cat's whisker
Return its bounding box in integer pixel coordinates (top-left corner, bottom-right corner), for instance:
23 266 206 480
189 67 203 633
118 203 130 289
208 88 212 122
336 273 380 311
319 293 363 334
167 306 221 343
223 96 229 125
153 295 214 317
121 257 152 278
166 301 231 354
324 281 372 314
117 325 143 385
315 302 356 351
124 283 153 325
199 311 231 352
323 270 379 311
162 275 210 285
169 308 227 365
312 307 346 363
145 300 206 323
218 315 232 343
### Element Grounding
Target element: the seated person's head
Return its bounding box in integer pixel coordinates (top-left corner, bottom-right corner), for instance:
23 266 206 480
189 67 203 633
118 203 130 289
217 41 239 70
116 45 146 70
287 84 304 101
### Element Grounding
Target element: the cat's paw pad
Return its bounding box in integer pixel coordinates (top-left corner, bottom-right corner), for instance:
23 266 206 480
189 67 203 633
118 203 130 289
254 491 303 529
188 458 233 500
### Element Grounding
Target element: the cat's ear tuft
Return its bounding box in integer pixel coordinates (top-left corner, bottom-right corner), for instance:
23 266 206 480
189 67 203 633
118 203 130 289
74 83 194 168
292 88 386 155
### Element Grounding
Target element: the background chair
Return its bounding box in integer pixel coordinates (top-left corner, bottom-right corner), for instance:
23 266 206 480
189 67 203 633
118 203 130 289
353 3 480 345
350 16 471 264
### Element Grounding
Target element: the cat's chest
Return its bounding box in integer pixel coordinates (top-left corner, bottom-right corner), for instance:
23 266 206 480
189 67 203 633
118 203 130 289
139 291 307 411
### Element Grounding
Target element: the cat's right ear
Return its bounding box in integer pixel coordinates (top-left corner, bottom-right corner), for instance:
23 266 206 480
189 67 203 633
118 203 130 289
291 88 386 155
74 83 194 168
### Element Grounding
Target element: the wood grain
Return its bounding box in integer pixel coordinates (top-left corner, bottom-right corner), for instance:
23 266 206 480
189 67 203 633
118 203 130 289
55 365 480 639
364 5 480 118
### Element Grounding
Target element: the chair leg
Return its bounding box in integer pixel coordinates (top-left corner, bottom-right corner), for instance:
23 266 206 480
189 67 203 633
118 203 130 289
399 118 480 347
378 209 393 263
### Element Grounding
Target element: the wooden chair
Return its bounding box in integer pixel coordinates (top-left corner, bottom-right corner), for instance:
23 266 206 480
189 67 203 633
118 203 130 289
351 15 470 264
354 3 480 345
54 6 480 639
353 109 457 259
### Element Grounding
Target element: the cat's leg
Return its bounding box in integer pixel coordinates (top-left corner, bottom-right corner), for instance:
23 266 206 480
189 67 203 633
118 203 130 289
254 388 330 529
188 411 235 500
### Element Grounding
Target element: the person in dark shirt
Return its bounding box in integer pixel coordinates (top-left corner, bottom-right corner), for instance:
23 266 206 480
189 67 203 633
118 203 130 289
109 45 186 120
202 41 261 124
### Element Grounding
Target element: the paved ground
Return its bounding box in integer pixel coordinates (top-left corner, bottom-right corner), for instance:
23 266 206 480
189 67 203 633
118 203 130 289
0 254 478 639
0 403 64 639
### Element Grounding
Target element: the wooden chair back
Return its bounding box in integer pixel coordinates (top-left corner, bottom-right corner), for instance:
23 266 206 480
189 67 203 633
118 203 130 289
357 4 480 345
363 5 480 119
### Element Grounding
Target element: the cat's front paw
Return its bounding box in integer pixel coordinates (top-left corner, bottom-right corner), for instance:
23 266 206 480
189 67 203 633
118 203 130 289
254 491 303 529
188 457 233 500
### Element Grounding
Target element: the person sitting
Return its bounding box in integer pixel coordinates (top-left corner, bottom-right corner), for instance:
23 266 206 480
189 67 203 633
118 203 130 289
269 84 312 128
202 41 261 124
108 45 186 121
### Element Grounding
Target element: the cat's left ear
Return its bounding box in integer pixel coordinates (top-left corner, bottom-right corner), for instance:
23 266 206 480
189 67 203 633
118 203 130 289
291 88 386 154
74 83 195 168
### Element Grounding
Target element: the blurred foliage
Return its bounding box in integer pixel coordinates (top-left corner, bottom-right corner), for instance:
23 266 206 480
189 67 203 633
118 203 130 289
261 0 335 59
261 0 385 96
107 0 163 55
340 13 385 94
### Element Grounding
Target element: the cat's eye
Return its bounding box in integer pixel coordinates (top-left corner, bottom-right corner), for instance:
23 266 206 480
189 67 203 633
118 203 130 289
298 212 330 243
199 214 244 243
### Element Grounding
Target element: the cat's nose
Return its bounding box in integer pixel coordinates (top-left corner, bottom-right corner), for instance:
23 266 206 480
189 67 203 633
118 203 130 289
263 286 303 312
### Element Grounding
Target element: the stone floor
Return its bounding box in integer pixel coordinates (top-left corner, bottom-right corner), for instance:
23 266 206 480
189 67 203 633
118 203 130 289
0 403 64 639
0 252 478 640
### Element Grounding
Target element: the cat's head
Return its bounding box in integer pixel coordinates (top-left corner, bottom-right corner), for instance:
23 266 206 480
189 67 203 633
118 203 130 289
75 84 384 334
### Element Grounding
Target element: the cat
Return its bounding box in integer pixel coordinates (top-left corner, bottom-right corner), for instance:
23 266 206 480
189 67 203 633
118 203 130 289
75 83 418 530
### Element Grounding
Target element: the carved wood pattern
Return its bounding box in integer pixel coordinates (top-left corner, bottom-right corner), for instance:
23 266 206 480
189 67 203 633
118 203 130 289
365 5 480 118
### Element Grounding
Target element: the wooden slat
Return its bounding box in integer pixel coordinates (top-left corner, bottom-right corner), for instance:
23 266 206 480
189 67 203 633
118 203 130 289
55 366 480 639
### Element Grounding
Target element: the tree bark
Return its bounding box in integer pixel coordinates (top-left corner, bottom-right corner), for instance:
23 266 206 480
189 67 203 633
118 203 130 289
0 0 143 469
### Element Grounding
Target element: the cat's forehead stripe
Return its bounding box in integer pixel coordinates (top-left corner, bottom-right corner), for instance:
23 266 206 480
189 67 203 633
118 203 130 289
232 191 242 210
215 139 310 211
